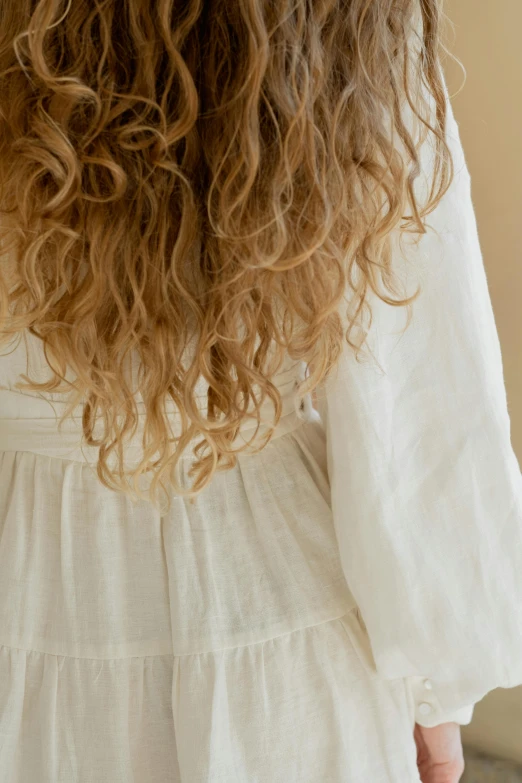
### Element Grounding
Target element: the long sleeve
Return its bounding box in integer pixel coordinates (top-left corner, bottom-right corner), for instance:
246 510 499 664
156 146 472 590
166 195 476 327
315 75 522 728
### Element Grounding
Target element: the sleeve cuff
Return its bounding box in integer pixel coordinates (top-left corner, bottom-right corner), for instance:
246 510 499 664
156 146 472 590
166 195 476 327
405 676 475 728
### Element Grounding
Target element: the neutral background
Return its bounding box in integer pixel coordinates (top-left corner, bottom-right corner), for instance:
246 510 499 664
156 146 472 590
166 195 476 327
443 0 522 762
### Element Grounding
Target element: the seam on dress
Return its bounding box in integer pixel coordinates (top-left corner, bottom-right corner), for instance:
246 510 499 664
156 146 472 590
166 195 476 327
0 606 359 662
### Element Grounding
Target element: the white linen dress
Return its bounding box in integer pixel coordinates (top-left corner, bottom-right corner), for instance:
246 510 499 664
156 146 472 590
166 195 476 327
0 329 431 783
1 78 522 783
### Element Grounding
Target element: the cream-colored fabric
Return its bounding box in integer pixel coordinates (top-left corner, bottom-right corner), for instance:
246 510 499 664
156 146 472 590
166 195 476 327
316 77 522 730
0 332 431 782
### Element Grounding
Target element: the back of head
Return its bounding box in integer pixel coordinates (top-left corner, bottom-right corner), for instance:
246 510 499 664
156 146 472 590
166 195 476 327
0 0 453 509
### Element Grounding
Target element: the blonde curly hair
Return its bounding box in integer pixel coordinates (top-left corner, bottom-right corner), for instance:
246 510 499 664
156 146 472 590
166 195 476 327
0 0 454 512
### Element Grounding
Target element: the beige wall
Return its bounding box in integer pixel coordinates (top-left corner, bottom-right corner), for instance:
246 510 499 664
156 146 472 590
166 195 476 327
443 0 522 762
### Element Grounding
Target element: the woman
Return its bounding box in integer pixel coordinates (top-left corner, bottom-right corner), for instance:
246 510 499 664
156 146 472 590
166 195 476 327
1 1 522 781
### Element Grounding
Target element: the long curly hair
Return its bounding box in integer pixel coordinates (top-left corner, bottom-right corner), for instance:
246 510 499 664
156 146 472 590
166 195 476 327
0 0 454 512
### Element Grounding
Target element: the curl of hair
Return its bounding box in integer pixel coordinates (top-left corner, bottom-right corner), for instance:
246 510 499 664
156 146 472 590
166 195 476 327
0 0 454 513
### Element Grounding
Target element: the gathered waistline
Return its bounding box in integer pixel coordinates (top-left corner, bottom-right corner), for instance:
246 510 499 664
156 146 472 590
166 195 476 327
0 381 320 465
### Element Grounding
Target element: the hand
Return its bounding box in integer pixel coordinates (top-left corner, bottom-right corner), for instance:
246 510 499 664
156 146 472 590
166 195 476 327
414 722 465 783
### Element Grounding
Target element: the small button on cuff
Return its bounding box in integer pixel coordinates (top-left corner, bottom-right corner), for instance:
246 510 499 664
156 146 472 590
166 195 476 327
418 702 433 716
423 679 433 691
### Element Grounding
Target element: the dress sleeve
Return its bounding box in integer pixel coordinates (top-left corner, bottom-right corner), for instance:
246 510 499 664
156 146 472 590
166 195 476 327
315 73 522 728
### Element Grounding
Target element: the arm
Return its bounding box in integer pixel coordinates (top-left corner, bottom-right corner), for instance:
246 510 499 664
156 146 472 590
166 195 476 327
316 72 522 723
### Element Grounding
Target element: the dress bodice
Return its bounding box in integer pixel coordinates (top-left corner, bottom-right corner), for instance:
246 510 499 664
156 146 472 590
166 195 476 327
0 328 319 468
